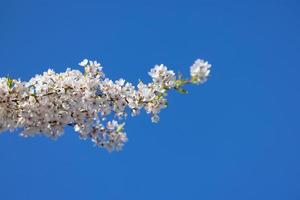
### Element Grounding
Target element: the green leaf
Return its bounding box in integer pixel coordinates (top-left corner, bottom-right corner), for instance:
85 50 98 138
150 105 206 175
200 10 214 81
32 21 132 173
176 87 188 94
6 77 14 89
116 123 125 133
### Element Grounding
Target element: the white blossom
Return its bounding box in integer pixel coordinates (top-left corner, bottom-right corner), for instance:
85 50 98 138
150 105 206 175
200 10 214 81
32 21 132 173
190 59 211 84
149 64 176 89
0 58 211 152
79 59 88 66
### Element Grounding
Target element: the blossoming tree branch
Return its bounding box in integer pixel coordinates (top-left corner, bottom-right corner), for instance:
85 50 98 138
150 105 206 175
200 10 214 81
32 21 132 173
0 59 211 152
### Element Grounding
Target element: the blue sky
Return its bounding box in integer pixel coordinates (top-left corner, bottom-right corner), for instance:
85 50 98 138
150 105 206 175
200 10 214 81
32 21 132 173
0 0 300 199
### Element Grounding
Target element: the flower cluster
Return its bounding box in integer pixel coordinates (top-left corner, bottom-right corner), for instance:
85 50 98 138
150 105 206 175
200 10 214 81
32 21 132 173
190 59 211 84
0 59 211 152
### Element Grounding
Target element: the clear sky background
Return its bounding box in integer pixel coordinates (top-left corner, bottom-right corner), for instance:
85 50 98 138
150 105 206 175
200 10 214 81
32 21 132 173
0 0 299 199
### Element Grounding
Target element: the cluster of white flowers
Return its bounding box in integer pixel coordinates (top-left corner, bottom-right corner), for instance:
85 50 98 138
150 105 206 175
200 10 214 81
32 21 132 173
0 59 211 152
190 59 211 84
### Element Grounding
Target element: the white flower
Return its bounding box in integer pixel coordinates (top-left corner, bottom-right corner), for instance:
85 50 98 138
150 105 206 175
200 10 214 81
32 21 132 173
115 79 125 86
79 59 89 66
190 59 211 83
74 124 81 132
149 64 176 89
